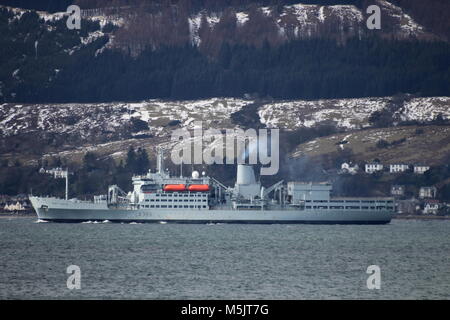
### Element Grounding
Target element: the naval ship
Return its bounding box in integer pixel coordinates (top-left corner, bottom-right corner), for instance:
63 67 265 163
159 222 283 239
30 150 394 224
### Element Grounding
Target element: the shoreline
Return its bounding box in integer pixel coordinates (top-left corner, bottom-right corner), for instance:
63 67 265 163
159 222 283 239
393 215 450 220
1 212 449 221
0 212 36 218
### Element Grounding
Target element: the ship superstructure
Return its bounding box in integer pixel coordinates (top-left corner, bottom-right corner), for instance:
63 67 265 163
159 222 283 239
30 150 394 224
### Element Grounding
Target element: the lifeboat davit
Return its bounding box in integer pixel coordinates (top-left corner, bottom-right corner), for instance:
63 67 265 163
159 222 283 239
163 184 186 192
188 184 210 192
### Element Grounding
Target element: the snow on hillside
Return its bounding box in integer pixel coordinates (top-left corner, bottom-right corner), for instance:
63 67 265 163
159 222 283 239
259 97 389 129
84 12 125 28
258 97 450 130
2 0 436 56
1 96 449 143
277 3 364 39
0 103 127 140
187 0 433 45
376 0 424 36
2 5 115 56
0 98 251 140
36 10 66 22
188 13 221 46
120 98 251 137
398 97 450 122
1 96 448 166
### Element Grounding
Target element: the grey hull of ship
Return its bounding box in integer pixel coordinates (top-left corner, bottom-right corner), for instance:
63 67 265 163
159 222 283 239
31 199 392 225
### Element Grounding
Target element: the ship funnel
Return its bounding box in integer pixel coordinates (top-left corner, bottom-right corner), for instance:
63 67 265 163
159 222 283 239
234 164 261 200
236 164 256 185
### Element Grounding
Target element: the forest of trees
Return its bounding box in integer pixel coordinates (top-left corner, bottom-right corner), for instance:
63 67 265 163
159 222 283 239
332 166 450 201
0 146 150 198
2 141 450 201
0 0 73 12
1 2 448 104
0 0 365 12
1 0 448 43
1 1 449 103
1 0 448 41
0 1 449 202
6 37 449 102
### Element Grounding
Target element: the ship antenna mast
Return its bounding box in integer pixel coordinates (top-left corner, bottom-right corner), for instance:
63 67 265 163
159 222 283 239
157 147 165 174
39 167 70 200
65 170 68 200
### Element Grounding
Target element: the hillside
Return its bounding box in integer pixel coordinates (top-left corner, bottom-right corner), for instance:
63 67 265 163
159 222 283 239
259 96 450 129
0 0 449 199
0 98 250 165
0 1 449 103
292 125 450 166
1 96 449 167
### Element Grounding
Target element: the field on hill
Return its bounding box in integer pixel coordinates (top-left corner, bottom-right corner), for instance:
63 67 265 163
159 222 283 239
292 125 450 166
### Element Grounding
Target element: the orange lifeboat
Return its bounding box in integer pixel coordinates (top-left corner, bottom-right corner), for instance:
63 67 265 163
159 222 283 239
163 184 186 192
188 184 210 192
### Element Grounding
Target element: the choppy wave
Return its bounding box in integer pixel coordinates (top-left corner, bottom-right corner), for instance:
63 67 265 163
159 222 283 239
2 218 449 299
82 220 104 224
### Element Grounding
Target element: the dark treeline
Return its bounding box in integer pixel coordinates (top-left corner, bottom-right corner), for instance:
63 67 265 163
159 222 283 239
0 0 73 12
0 146 150 198
1 3 449 103
2 0 447 42
0 0 364 12
1 120 450 200
1 0 447 45
14 37 450 103
74 0 365 12
3 144 450 201
334 163 450 201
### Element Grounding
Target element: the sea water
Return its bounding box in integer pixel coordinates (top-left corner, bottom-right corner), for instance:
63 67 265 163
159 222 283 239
0 217 448 299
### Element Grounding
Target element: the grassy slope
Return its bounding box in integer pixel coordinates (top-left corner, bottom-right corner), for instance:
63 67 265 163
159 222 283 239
292 125 450 166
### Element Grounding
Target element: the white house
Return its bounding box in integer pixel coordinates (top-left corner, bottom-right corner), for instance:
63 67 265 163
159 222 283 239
340 162 359 175
391 185 405 197
423 200 440 215
390 164 409 173
419 186 437 199
365 163 383 174
3 202 26 212
414 165 430 174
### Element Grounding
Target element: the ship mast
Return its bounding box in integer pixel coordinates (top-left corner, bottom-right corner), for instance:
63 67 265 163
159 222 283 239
157 147 165 174
39 167 69 200
65 171 68 200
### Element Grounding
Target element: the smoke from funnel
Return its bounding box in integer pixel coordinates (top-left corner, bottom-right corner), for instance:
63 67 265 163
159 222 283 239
241 140 258 163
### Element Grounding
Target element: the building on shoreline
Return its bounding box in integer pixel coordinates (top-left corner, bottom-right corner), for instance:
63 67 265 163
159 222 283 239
391 185 405 197
414 165 430 174
390 164 410 173
419 186 437 199
365 163 383 174
340 162 359 175
423 200 441 215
